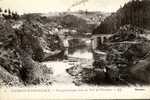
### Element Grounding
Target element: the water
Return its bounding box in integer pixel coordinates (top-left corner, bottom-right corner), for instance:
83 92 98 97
43 61 74 86
68 49 93 59
42 39 94 86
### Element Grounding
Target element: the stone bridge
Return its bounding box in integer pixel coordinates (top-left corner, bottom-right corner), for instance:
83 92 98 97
91 34 112 49
59 34 113 55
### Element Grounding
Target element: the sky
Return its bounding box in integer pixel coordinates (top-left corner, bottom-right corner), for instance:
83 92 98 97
0 0 130 14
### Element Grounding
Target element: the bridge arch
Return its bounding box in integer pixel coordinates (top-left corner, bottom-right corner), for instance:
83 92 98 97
91 34 112 49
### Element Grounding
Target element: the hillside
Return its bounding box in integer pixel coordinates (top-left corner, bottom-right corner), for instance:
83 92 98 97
0 13 65 86
93 0 150 35
89 0 150 85
0 10 107 86
41 11 108 36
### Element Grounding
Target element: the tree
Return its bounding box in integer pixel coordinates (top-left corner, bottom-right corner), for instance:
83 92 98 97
93 0 150 35
8 9 11 15
4 9 7 13
12 12 20 20
0 8 2 17
0 8 2 13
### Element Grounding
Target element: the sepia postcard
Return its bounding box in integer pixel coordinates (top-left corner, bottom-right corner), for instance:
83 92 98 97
0 0 150 99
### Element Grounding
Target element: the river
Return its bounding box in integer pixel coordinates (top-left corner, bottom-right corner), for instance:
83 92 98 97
42 39 94 87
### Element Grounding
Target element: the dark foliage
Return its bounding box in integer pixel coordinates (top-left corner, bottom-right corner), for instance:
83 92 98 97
93 0 150 35
0 8 19 20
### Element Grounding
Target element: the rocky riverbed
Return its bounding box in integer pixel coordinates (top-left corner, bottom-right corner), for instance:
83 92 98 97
42 49 94 87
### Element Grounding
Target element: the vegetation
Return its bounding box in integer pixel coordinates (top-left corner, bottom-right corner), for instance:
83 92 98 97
93 0 150 35
0 8 20 20
0 11 65 86
66 0 150 86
